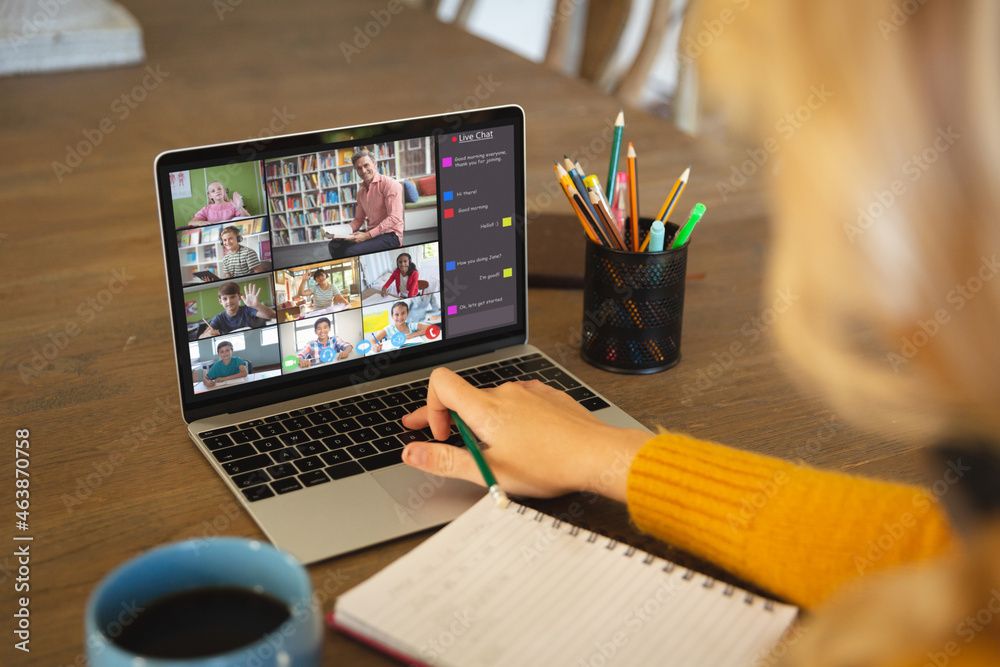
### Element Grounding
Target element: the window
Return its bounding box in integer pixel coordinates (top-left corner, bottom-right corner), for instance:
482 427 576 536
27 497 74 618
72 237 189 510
216 333 246 352
260 327 278 347
399 137 431 178
294 319 319 351
189 342 201 360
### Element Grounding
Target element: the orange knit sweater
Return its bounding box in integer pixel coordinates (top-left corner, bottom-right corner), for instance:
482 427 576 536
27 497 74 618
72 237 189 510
626 432 955 609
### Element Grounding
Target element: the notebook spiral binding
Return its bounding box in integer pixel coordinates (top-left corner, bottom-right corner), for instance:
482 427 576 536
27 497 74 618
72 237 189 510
511 501 775 612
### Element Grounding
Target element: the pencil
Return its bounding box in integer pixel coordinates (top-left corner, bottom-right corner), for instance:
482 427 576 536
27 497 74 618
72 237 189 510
626 143 639 251
555 163 598 242
655 166 690 223
450 410 509 509
638 228 653 252
606 110 624 201
583 174 611 212
572 190 613 247
589 188 627 251
564 157 601 225
555 163 608 246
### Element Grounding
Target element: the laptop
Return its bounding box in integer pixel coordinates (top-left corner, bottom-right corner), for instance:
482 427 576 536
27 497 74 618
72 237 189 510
155 105 649 564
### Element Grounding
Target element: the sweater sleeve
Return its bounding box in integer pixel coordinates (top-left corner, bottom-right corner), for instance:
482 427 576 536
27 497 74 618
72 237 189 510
626 432 955 609
383 269 399 292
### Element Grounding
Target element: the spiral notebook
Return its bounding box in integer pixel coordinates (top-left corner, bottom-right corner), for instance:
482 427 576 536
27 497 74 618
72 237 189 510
329 495 799 667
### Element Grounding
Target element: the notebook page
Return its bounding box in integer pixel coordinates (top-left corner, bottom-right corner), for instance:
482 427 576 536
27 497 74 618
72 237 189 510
335 495 798 667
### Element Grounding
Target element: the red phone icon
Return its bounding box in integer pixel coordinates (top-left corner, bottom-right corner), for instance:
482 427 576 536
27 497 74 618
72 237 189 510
425 325 441 340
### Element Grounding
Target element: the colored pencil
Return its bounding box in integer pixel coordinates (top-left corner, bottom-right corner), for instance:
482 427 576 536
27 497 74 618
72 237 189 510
605 110 624 201
655 166 690 223
555 163 605 245
626 143 639 250
564 157 601 226
589 188 627 251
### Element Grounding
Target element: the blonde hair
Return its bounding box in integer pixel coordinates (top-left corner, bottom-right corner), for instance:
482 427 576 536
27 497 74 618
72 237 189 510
688 0 1000 437
206 180 230 204
684 3 1000 663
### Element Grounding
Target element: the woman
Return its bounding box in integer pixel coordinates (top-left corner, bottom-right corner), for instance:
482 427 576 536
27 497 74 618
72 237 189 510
398 2 1000 665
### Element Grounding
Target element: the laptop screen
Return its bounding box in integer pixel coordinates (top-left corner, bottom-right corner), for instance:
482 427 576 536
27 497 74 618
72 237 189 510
155 106 526 422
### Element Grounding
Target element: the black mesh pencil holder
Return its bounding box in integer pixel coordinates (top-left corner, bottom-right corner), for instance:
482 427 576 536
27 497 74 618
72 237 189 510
581 221 687 374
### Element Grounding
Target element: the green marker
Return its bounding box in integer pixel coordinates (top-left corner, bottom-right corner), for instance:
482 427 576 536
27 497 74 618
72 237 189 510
450 410 509 509
605 110 624 201
670 203 706 249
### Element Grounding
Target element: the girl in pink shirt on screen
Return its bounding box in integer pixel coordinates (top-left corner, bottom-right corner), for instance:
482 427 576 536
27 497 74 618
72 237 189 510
189 180 250 226
380 252 420 298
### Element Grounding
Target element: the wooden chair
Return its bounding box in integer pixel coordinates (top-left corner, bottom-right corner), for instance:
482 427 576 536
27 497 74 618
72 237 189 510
436 1 696 132
417 280 429 295
546 1 690 119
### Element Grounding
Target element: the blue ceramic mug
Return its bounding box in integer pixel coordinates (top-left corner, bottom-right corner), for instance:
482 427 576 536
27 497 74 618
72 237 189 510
86 538 322 666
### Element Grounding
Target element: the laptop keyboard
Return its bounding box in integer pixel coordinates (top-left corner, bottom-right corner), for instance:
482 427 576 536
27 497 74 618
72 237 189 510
197 354 610 503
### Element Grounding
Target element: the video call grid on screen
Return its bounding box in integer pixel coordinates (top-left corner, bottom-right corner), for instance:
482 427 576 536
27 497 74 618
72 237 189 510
158 111 525 407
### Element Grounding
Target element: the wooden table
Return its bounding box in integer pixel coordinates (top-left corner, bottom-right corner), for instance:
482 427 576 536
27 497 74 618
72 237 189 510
0 1 932 664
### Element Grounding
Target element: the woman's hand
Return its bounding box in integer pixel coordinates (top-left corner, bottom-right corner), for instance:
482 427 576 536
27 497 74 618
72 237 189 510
401 368 649 501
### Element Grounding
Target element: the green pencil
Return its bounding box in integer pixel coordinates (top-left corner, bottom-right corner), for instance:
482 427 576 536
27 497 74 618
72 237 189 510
450 410 510 509
605 110 624 202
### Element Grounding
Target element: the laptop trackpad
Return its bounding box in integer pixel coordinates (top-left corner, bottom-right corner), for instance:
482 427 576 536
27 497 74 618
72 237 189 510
372 466 484 527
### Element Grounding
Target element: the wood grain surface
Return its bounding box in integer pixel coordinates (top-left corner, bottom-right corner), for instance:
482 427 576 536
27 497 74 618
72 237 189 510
0 1 931 664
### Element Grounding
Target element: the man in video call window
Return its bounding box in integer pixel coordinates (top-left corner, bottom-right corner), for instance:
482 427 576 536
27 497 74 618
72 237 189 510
326 150 403 258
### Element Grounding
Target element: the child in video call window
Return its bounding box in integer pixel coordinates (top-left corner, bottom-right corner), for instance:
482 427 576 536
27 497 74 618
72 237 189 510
380 252 419 298
297 317 353 368
370 301 429 352
202 340 247 388
297 269 349 309
199 282 276 338
189 180 250 226
220 226 262 278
